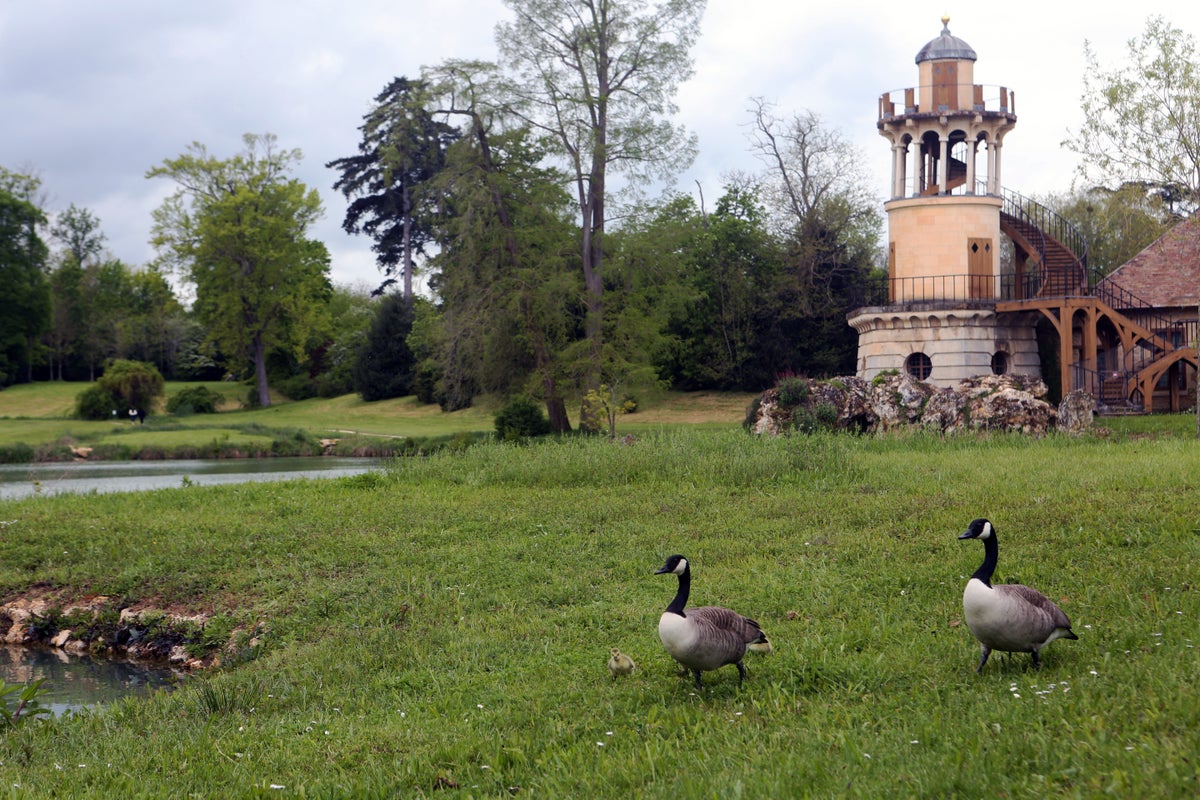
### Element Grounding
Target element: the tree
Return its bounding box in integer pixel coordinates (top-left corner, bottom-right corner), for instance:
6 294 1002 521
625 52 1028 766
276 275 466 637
352 293 417 401
744 101 882 379
1064 16 1200 434
422 61 581 428
496 0 704 430
120 267 188 379
327 78 458 297
45 205 109 381
0 182 51 386
148 134 331 407
50 204 106 267
651 189 783 390
1041 184 1174 284
1065 16 1200 215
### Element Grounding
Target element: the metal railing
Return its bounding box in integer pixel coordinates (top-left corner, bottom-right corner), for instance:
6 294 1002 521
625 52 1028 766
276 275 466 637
878 84 1015 119
847 272 1024 310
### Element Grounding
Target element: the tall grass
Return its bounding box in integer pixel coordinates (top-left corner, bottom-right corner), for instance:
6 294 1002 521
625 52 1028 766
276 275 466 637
0 428 1197 797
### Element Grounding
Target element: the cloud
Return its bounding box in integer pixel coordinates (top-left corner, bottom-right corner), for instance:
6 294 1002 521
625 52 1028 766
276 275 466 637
2 1 1197 290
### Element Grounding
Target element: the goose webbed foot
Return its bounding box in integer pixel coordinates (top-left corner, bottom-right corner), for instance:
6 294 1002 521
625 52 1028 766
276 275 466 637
1031 650 1042 669
692 670 704 691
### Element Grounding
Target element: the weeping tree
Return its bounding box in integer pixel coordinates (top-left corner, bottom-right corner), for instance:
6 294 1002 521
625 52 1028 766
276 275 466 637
420 59 580 430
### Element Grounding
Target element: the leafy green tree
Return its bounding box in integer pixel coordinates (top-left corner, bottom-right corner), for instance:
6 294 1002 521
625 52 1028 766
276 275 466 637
148 134 331 407
50 204 106 266
120 267 188 378
1065 16 1200 215
496 0 705 430
1041 184 1174 283
313 286 375 397
0 183 51 386
651 189 782 390
422 62 581 427
328 78 458 298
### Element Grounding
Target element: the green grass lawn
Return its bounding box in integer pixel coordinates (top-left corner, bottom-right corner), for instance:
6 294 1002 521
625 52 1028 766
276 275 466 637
0 381 759 455
0 427 1197 796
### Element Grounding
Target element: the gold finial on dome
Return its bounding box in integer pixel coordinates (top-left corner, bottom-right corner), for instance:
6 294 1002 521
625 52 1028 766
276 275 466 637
942 14 951 27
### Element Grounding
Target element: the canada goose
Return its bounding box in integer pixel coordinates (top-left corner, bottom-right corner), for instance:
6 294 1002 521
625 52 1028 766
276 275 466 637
655 554 770 690
607 647 636 679
958 518 1078 672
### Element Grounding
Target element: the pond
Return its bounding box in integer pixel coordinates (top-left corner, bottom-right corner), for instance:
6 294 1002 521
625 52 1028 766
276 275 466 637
0 646 183 717
0 457 382 501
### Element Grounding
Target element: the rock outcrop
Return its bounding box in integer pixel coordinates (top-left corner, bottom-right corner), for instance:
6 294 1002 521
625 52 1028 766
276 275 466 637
749 373 1089 436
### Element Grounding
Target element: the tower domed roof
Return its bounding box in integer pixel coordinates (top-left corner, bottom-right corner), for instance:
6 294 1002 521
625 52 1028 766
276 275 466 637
915 17 977 64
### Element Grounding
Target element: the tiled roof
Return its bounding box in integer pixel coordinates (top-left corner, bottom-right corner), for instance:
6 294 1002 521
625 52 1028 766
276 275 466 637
1099 213 1200 309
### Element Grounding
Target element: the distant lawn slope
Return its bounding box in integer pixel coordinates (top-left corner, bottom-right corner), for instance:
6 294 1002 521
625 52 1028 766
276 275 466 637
0 382 760 456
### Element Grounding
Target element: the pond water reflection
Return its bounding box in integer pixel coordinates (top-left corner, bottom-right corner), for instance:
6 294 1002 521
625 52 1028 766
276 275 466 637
0 646 183 717
0 457 381 501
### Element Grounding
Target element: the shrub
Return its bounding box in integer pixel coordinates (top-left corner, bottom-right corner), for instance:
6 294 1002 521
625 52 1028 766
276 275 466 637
776 376 810 407
793 402 839 434
0 443 35 463
277 375 317 402
76 386 121 421
494 397 553 440
166 386 224 415
97 360 165 420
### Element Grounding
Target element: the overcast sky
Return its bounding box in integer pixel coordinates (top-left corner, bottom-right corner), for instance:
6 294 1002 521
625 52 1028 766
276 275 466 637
3 1 1199 292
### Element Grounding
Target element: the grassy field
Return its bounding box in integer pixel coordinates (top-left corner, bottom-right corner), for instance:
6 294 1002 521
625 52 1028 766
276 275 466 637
0 381 759 455
0 423 1198 797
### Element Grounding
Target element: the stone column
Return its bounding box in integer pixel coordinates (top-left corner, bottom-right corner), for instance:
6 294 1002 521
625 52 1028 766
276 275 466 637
938 137 949 195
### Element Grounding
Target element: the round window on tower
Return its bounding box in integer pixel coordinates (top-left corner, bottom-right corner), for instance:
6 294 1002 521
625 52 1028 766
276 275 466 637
905 352 932 380
991 351 1010 375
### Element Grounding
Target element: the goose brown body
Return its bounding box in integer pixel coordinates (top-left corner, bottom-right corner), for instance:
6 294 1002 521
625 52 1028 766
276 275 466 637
655 555 770 689
959 519 1078 672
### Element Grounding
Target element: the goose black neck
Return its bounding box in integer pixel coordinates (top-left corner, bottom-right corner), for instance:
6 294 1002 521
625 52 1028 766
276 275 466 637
972 534 998 587
666 565 690 616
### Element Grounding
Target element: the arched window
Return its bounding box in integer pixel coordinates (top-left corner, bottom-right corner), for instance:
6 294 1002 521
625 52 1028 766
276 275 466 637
991 351 1009 375
905 352 932 380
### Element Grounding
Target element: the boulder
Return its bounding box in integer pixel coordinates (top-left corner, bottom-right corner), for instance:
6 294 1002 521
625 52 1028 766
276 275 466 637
1057 390 1095 434
750 373 1073 436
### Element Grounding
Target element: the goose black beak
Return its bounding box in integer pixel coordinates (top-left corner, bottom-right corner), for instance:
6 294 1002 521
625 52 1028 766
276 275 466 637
958 530 974 540
654 565 670 574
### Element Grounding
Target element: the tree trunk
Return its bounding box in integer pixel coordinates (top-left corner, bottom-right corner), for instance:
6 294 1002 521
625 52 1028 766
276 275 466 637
254 335 271 407
402 184 413 300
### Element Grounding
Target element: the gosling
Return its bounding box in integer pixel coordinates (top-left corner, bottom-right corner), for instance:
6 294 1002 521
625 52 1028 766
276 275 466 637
607 647 636 679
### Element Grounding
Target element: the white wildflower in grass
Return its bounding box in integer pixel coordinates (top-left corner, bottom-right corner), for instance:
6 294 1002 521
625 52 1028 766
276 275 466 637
910 740 919 745
605 731 613 736
270 785 285 790
477 704 484 709
596 742 604 747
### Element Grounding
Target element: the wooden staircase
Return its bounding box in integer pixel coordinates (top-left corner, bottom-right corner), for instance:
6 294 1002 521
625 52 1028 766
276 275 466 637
994 189 1197 413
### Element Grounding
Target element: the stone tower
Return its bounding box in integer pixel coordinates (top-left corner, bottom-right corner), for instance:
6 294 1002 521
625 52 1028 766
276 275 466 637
849 18 1041 385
